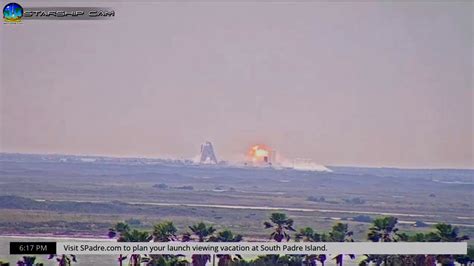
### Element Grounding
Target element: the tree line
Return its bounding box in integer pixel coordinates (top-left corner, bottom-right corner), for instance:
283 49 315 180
7 213 473 266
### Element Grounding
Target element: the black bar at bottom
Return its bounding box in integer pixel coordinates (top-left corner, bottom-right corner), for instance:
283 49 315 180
10 242 57 255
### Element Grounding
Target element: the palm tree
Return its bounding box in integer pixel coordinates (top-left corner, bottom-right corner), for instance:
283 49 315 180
47 254 76 266
367 216 400 242
213 229 243 242
153 221 178 242
328 223 354 266
120 229 151 266
296 227 321 242
16 256 38 266
109 222 151 266
209 229 243 266
363 216 401 265
295 227 324 266
189 222 216 242
108 222 130 266
263 212 296 242
455 246 474 266
188 222 216 266
434 223 469 242
262 213 296 265
433 223 469 266
115 222 131 235
150 221 186 265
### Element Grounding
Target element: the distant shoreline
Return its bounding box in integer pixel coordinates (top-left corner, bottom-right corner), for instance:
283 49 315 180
1 152 473 171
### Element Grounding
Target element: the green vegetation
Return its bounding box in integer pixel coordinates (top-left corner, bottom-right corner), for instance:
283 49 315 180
16 256 43 266
360 217 471 266
264 213 296 243
38 212 467 266
0 160 472 265
46 255 76 266
342 198 365 205
3 212 473 265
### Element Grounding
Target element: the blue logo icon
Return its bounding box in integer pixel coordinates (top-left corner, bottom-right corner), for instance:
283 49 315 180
3 3 23 22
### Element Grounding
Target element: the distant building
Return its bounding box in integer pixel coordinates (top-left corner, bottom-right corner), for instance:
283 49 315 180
199 141 218 164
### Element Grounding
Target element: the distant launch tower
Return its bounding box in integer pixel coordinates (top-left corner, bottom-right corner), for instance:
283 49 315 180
200 141 218 164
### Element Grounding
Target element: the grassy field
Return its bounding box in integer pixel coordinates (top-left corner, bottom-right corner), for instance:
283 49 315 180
0 154 472 245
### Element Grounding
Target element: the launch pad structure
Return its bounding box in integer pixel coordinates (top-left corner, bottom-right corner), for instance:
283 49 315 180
199 141 218 164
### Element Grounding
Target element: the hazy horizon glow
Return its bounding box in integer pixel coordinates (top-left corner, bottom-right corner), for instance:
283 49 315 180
1 1 473 168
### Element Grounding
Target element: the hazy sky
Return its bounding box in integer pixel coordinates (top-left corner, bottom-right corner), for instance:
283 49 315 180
1 1 472 168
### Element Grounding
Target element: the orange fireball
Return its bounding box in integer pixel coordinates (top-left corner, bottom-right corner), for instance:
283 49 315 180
248 144 273 164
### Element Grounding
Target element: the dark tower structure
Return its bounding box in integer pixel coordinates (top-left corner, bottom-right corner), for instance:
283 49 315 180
199 141 218 164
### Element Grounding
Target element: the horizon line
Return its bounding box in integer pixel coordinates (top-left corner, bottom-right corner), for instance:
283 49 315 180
0 151 472 171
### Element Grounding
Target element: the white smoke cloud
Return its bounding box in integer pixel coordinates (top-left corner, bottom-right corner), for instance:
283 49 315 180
281 158 332 172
